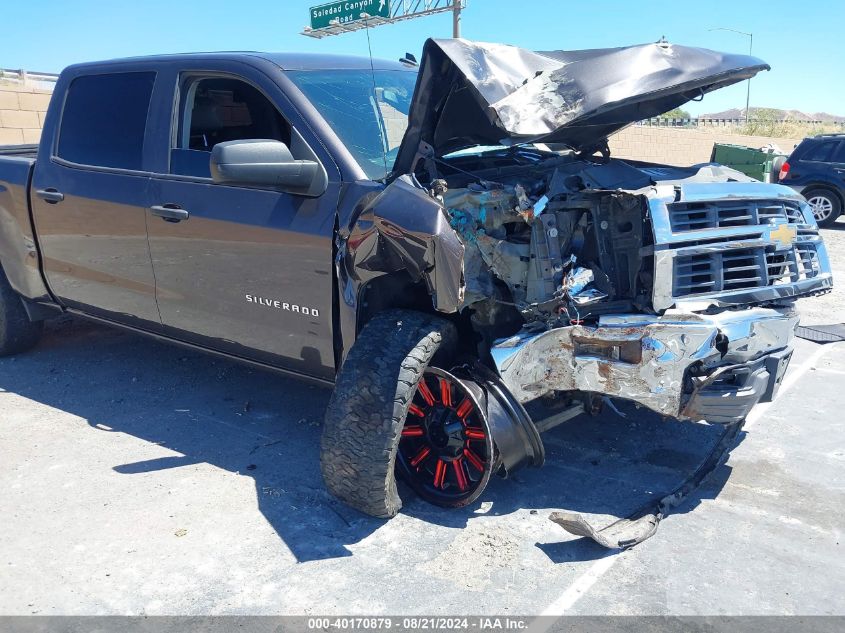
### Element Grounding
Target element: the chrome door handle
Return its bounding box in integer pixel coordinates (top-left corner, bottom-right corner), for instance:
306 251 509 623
35 188 64 204
150 204 190 222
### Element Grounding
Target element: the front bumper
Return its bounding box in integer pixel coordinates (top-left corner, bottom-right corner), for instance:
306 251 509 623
681 347 792 423
491 307 798 421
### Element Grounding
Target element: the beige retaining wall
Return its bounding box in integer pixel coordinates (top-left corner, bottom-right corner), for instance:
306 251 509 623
2 79 803 166
609 125 802 166
0 80 53 145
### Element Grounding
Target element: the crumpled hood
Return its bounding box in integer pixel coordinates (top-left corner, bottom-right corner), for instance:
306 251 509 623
392 38 769 175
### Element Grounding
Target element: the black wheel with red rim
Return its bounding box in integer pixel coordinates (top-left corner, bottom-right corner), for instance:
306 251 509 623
396 367 495 507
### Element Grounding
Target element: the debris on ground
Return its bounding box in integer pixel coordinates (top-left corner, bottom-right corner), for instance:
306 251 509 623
550 419 744 549
795 324 845 343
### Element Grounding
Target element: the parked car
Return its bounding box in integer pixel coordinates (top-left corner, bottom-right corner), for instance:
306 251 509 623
778 133 845 227
0 39 833 518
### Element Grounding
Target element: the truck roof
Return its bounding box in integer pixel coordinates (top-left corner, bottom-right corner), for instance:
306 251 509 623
64 51 413 73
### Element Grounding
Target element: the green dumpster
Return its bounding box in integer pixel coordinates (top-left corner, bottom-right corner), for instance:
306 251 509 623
711 143 788 183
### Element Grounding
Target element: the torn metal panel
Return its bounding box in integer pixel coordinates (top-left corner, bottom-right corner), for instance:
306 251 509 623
600 307 799 365
565 267 609 306
526 212 563 304
490 307 798 418
445 184 530 304
492 319 719 416
393 38 769 174
343 175 465 313
475 234 530 301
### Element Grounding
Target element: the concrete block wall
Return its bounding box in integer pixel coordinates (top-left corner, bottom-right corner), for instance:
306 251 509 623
609 125 803 166
0 80 54 145
3 77 806 168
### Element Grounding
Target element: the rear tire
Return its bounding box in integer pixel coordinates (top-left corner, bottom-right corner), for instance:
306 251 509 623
804 188 841 228
0 269 43 357
321 310 457 518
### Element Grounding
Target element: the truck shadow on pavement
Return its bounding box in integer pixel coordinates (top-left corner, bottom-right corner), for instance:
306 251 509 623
1 317 737 564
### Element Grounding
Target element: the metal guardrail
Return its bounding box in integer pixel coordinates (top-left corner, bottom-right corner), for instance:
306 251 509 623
0 68 59 89
638 117 845 128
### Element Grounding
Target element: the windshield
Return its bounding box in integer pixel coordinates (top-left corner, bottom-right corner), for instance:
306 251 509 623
287 69 417 180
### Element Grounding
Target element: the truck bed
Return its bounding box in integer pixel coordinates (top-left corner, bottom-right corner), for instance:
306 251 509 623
0 144 45 301
0 144 39 160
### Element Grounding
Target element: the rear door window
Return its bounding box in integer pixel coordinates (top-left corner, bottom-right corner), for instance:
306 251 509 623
57 72 155 170
170 76 291 178
830 141 845 164
801 140 837 163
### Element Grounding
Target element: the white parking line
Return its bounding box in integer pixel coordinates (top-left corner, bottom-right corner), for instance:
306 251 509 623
529 340 838 627
528 555 619 625
745 342 837 429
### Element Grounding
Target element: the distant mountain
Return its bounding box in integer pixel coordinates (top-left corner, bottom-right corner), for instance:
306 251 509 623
698 107 845 123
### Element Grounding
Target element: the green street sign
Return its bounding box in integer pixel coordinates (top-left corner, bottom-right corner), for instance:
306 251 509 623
309 0 391 30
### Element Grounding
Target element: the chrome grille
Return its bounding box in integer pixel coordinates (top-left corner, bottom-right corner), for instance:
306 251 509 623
795 243 821 277
668 200 804 232
673 243 822 298
650 185 832 311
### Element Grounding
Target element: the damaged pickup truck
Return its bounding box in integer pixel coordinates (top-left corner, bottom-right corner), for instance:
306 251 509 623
0 39 833 520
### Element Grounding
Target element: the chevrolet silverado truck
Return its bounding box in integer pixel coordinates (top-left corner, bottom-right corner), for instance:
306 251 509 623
0 39 833 518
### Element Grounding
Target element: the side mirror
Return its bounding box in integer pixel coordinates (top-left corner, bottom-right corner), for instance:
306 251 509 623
210 139 326 196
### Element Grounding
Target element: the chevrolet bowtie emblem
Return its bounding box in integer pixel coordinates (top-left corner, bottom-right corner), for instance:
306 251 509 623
769 223 797 249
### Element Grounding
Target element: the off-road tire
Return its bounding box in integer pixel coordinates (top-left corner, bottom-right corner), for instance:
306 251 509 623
321 310 457 518
0 269 43 356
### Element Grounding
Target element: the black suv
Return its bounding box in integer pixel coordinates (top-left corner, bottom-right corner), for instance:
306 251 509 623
778 133 845 227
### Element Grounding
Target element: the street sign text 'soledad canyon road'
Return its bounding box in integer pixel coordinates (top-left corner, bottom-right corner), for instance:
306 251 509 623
309 0 390 29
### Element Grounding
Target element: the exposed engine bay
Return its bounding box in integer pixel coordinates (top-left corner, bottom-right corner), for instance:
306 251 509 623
437 153 657 340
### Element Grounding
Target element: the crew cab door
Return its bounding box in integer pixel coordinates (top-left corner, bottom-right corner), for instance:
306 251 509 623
30 70 161 327
145 66 340 380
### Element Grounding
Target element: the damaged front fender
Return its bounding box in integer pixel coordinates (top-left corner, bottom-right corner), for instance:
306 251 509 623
342 175 465 314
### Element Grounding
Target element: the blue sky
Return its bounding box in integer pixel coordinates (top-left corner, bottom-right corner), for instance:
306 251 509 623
2 0 842 116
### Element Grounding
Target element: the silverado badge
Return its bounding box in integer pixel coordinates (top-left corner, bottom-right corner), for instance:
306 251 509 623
245 294 319 317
